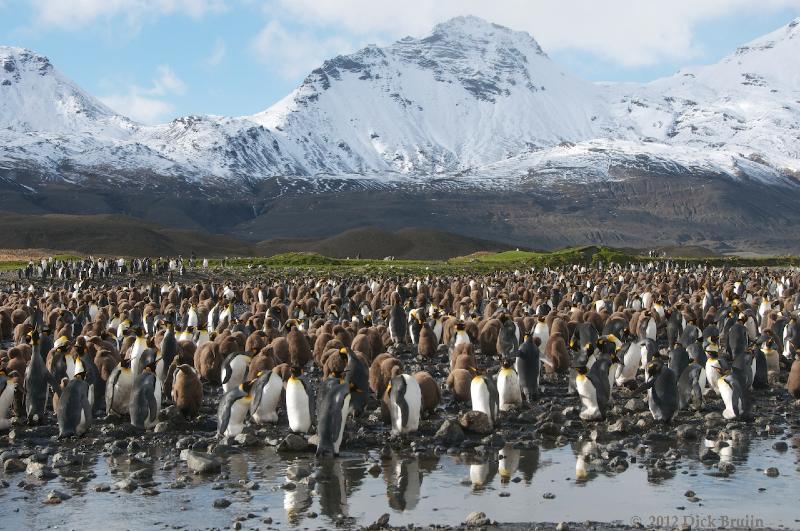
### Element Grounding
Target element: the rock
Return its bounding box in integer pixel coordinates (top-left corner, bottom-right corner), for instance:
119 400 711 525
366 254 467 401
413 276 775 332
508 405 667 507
718 462 735 474
186 451 222 474
556 523 570 531
370 513 390 529
286 465 311 481
277 434 309 452
3 458 26 473
459 411 493 435
94 483 111 492
435 420 465 446
51 452 79 468
114 479 138 492
234 433 259 447
676 425 700 440
607 419 628 434
213 498 231 508
765 467 780 477
176 436 196 450
542 492 556 499
464 511 490 526
700 450 719 462
535 422 561 437
773 441 788 452
625 398 646 412
153 422 171 433
46 489 71 502
481 433 505 448
26 462 57 480
684 490 695 497
129 468 152 481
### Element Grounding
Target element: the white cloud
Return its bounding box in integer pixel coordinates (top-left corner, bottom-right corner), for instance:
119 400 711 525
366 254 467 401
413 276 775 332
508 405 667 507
265 0 800 67
29 0 227 32
205 38 226 66
251 20 355 78
99 65 187 123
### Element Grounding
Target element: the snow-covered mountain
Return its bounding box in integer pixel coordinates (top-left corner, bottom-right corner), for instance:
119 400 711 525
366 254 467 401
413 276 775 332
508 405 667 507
1 16 799 188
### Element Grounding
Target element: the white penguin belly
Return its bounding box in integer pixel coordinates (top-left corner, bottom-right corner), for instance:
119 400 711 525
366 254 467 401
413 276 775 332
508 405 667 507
497 369 522 411
223 356 249 394
470 378 493 423
286 381 311 433
225 398 250 437
706 361 721 394
718 380 736 419
253 375 283 424
334 394 351 454
576 376 599 420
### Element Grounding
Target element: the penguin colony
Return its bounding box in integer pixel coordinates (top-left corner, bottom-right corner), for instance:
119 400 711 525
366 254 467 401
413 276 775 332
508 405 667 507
1 259 800 464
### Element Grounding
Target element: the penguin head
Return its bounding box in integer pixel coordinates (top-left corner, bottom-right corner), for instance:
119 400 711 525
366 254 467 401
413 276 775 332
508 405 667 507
456 320 466 331
574 365 588 376
240 379 255 396
120 357 132 370
27 329 40 345
289 366 303 379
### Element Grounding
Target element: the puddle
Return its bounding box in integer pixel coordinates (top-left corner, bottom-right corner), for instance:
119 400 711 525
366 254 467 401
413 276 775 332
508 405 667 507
2 435 799 529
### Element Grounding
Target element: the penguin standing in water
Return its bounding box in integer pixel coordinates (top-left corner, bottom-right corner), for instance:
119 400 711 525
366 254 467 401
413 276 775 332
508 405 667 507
171 364 203 418
316 377 352 457
57 370 92 438
0 370 19 431
642 358 678 423
221 352 252 394
386 372 422 435
497 357 522 411
286 367 314 433
217 380 255 438
470 370 499 428
129 361 159 430
105 358 133 417
515 335 540 402
24 330 53 424
251 368 283 424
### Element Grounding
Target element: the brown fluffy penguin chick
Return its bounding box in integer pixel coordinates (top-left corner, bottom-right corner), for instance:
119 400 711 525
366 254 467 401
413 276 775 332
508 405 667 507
247 346 277 381
449 342 475 370
414 371 440 413
788 358 800 399
453 353 477 371
271 337 290 364
272 363 292 381
369 353 393 394
545 332 570 374
5 348 27 376
478 319 501 357
286 320 312 367
323 349 349 378
177 340 196 366
446 369 472 402
94 350 117 383
417 322 438 359
172 364 203 418
313 332 334 364
351 332 373 364
194 341 223 384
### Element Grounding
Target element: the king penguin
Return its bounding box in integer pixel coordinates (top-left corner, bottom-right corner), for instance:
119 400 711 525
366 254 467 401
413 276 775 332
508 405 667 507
24 329 53 424
717 367 745 420
251 368 284 424
389 299 408 347
642 358 678 423
515 334 540 402
497 357 522 411
470 370 499 428
129 361 159 429
386 372 422 435
0 370 19 431
315 376 352 457
286 367 314 433
217 379 255 437
129 326 148 376
57 370 92 438
221 352 252 394
105 357 133 418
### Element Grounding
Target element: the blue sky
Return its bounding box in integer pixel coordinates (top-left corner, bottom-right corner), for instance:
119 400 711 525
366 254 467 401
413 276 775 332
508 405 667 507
1 1 798 123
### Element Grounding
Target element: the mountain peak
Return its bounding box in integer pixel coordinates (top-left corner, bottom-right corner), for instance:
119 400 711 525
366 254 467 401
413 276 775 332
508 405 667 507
430 15 545 55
